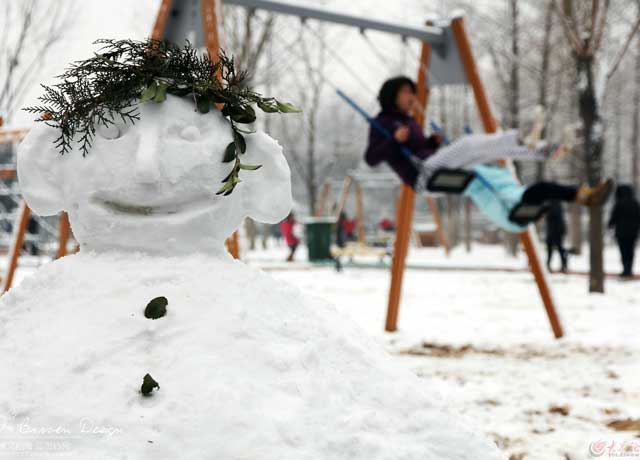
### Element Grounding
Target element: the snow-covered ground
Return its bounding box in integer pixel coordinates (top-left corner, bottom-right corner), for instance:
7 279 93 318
3 241 638 459
244 242 640 460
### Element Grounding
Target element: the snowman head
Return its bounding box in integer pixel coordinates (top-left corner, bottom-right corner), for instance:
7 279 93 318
18 95 292 254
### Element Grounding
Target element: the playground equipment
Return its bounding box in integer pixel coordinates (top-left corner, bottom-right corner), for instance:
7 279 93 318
318 172 449 261
327 173 394 261
150 0 563 338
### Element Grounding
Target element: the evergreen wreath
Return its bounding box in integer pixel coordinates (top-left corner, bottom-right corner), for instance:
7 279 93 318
24 38 301 195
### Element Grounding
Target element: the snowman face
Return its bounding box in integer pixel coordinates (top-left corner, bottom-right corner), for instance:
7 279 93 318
18 95 292 254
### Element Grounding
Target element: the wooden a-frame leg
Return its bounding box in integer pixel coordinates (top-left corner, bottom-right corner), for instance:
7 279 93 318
334 176 353 221
225 232 240 259
55 212 71 259
520 228 564 337
426 197 450 255
451 16 563 338
2 201 30 293
385 41 431 332
386 184 416 331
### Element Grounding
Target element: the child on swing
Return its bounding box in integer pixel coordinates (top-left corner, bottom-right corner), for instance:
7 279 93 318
364 76 613 232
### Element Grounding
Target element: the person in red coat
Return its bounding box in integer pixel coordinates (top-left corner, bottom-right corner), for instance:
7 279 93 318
279 212 299 262
343 216 356 241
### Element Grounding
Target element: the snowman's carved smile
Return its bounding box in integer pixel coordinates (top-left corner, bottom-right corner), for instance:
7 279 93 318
91 194 218 218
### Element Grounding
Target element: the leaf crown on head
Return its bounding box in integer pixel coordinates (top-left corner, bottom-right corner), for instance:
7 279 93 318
24 38 300 195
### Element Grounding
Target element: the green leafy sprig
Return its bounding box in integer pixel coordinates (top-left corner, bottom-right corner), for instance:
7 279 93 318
24 38 300 195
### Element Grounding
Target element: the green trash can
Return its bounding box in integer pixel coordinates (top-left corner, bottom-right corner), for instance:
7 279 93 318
304 217 334 261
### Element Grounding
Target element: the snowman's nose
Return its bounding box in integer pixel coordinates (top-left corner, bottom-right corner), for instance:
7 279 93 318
135 129 162 184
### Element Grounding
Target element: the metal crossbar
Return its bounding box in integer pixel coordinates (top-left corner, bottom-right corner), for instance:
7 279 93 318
225 0 444 44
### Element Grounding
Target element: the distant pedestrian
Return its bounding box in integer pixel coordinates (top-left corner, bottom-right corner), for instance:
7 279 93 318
545 200 568 273
280 212 300 262
379 214 396 232
23 216 40 256
336 212 348 248
608 185 640 278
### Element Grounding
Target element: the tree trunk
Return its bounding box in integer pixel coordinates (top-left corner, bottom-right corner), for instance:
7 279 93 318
536 0 554 181
505 0 520 256
614 82 622 181
509 0 520 131
577 54 606 293
261 223 269 250
632 36 640 188
446 196 460 249
570 204 583 254
463 88 472 253
245 218 256 250
464 198 472 252
307 120 317 215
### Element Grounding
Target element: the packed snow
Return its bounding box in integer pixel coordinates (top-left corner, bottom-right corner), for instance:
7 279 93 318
0 96 503 459
245 243 640 460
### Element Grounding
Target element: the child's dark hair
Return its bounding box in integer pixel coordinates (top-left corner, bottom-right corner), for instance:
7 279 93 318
378 76 416 112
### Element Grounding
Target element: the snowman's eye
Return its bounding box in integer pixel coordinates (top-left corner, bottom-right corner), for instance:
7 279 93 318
97 124 121 140
180 126 201 142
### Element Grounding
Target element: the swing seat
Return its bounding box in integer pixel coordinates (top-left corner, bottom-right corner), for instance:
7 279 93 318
508 202 550 226
426 168 476 193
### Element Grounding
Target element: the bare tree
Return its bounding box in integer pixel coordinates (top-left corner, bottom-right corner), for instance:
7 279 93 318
0 0 75 123
508 0 520 131
222 7 277 247
632 14 640 188
222 7 274 82
554 0 640 292
536 0 556 181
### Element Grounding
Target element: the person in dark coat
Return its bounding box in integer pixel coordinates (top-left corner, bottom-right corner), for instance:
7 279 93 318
364 76 614 233
608 184 640 278
336 211 348 249
364 76 443 187
545 200 568 273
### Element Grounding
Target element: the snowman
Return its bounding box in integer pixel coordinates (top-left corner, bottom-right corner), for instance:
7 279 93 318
0 40 503 460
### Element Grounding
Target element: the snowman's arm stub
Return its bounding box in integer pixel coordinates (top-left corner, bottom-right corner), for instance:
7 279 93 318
239 132 292 224
17 123 65 216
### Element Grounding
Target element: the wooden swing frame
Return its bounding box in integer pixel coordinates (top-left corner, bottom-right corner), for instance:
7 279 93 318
153 1 563 339
318 174 450 253
385 18 563 338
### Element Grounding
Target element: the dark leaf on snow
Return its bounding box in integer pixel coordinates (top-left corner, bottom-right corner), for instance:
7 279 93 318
141 373 160 396
144 296 168 319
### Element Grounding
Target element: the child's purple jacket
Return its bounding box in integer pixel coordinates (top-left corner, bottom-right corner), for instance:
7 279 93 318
364 110 441 187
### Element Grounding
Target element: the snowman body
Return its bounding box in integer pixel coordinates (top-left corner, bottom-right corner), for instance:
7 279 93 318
0 96 502 460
